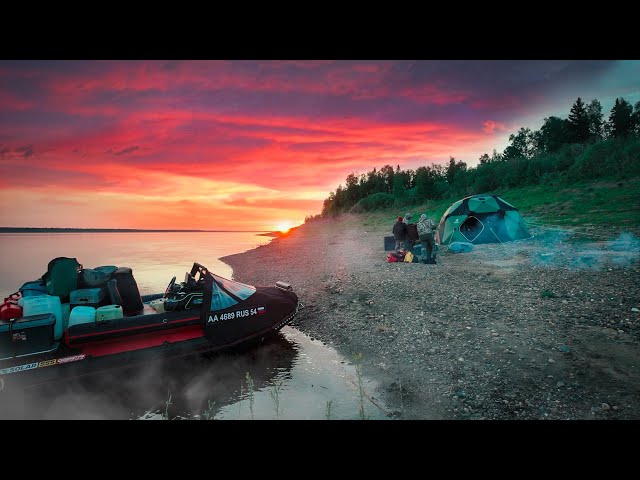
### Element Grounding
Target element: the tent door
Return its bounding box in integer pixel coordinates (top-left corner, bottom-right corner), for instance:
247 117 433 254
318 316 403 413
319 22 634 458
459 216 485 243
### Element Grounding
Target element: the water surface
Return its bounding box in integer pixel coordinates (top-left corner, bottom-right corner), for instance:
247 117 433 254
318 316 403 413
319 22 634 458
18 327 389 420
0 231 271 295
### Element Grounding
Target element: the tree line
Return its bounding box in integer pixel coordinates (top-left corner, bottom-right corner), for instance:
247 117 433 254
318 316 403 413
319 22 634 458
312 96 640 220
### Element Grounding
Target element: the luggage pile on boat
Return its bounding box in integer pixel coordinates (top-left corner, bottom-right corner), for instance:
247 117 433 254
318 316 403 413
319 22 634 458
0 257 146 357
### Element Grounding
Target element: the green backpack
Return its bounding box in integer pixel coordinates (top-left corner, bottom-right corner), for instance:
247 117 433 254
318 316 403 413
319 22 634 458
42 257 82 301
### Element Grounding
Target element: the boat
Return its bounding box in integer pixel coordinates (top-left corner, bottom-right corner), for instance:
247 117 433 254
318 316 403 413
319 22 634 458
0 262 300 389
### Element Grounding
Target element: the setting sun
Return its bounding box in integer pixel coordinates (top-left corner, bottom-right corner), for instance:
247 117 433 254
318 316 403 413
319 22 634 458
275 221 293 233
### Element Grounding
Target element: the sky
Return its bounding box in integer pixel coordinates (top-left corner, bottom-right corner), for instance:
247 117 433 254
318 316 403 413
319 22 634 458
1 60 638 231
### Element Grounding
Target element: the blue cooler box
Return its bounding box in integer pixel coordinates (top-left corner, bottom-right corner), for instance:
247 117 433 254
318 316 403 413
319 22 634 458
70 288 106 309
0 313 58 359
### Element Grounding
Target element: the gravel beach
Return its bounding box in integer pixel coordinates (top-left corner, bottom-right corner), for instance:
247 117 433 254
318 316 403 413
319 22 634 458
221 215 640 420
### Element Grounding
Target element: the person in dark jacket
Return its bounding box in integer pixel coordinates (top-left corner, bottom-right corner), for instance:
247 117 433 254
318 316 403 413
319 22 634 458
392 216 408 250
417 213 437 264
402 213 417 253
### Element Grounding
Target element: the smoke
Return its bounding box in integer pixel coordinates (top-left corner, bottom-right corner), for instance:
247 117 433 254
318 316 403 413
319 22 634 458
5 333 298 420
528 228 573 268
605 232 640 252
529 229 640 270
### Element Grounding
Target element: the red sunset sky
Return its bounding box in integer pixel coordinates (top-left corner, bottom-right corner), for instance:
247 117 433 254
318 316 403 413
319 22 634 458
1 60 638 231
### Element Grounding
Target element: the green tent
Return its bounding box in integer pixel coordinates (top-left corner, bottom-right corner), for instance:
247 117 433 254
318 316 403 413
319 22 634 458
435 194 532 245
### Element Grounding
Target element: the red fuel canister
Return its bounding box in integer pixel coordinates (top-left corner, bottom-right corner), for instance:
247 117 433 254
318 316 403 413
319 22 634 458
0 301 23 320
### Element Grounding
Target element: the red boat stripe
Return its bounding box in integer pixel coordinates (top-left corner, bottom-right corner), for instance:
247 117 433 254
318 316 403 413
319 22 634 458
67 316 199 340
77 325 204 357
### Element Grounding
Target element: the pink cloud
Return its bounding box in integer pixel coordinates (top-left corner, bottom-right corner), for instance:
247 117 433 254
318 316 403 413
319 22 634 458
401 85 470 105
0 91 33 111
0 106 493 201
482 120 506 133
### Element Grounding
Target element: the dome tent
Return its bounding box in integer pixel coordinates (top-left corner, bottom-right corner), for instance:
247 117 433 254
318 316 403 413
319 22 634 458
435 194 532 245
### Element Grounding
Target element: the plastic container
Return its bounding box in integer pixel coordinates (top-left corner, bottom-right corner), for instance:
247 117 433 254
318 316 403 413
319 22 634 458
70 288 105 308
149 298 166 313
68 306 96 328
0 313 57 358
22 295 63 340
0 320 11 360
0 301 23 320
96 305 123 322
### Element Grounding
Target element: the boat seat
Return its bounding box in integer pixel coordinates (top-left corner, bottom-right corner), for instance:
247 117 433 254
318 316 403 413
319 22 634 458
185 272 197 289
184 272 204 292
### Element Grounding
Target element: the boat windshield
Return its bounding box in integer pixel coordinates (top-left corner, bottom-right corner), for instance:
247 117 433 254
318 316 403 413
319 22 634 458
209 273 256 311
213 274 256 299
190 263 258 312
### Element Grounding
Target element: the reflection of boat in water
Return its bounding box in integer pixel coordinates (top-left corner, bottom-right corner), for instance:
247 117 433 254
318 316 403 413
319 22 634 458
0 262 299 392
16 331 299 419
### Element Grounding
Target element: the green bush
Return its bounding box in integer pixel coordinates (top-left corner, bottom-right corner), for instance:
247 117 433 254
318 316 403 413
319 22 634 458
473 171 500 193
539 170 566 186
567 139 640 180
503 157 529 187
621 138 640 175
526 153 559 182
351 192 396 212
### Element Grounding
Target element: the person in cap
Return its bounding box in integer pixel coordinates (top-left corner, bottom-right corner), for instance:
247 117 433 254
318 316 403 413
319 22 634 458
403 212 416 253
417 213 437 264
392 215 408 251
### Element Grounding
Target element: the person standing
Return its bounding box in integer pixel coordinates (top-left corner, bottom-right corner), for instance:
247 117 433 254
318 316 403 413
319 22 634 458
392 216 408 251
417 213 437 264
403 212 415 252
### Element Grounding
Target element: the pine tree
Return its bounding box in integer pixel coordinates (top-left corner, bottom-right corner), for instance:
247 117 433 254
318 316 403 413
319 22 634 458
586 99 603 142
537 116 568 153
503 127 534 159
608 97 634 138
633 101 640 137
568 97 590 143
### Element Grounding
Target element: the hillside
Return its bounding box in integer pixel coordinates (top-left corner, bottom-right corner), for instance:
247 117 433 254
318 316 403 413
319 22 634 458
348 177 640 239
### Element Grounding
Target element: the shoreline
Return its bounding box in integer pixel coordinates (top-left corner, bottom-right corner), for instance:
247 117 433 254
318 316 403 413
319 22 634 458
221 215 640 419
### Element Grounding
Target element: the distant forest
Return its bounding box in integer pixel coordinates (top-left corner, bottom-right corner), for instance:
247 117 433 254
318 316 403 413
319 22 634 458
312 97 640 219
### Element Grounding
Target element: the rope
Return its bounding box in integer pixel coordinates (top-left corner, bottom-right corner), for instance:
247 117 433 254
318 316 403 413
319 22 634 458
489 227 504 244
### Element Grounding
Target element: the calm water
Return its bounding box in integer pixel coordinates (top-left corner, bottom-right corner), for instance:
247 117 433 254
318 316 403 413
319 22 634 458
0 232 271 296
0 232 391 420
18 327 389 420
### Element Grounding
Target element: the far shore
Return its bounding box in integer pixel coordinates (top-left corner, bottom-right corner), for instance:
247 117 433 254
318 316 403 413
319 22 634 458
0 228 268 233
